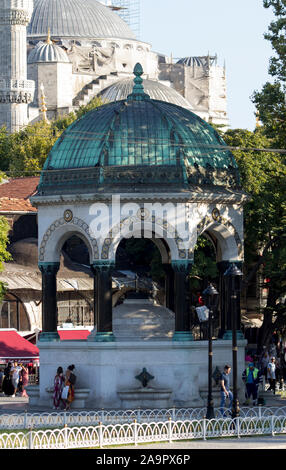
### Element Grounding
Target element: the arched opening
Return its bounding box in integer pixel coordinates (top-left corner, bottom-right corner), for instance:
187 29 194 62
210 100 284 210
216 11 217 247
56 235 94 328
114 236 166 306
190 232 219 340
0 293 30 331
112 236 175 341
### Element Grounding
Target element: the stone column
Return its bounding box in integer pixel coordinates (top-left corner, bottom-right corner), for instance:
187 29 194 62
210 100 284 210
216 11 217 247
162 263 175 311
38 262 60 341
172 260 193 341
89 261 115 342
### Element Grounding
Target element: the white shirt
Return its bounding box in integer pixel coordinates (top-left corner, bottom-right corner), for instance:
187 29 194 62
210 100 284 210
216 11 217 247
267 362 276 379
11 366 21 380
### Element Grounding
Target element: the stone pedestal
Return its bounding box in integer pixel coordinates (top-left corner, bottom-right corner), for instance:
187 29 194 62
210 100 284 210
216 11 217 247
118 387 172 409
37 338 247 409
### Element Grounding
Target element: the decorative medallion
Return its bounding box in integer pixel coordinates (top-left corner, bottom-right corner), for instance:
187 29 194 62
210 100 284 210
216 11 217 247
211 208 220 221
137 207 150 220
64 209 73 223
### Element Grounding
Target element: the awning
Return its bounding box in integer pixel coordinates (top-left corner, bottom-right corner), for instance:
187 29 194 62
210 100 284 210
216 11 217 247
58 329 91 340
0 329 39 362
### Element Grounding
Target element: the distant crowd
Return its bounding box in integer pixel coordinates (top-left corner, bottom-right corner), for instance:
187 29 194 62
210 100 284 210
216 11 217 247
0 361 29 398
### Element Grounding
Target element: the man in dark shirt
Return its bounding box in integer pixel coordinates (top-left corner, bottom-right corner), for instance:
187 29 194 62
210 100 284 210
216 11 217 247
220 365 233 417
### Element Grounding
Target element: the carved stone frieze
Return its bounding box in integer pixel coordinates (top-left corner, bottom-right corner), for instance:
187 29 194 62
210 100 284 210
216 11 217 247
0 10 31 26
39 216 99 262
0 91 33 104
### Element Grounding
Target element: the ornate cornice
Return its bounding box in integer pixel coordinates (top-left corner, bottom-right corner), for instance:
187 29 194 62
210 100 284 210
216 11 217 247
31 189 248 208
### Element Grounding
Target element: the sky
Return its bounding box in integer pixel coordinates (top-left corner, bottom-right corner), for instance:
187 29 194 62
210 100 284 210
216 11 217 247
139 0 275 130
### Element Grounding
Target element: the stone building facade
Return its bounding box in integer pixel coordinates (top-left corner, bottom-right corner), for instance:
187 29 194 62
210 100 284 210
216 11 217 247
0 0 229 132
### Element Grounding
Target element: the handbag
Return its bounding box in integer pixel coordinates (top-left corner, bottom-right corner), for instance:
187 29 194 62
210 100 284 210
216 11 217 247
61 385 69 400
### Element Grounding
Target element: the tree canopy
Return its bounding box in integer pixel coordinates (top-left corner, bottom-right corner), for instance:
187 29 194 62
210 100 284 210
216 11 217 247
0 97 103 177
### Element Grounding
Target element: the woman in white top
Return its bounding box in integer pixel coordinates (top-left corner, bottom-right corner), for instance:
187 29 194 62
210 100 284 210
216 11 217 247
267 357 276 394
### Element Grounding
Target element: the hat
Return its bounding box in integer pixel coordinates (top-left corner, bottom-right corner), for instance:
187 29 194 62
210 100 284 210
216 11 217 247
249 362 254 367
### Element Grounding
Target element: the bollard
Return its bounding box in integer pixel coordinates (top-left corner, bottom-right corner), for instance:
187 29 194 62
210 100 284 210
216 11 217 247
134 419 138 446
64 423 68 449
203 416 207 441
271 415 275 436
28 427 33 450
168 417 173 443
99 421 103 448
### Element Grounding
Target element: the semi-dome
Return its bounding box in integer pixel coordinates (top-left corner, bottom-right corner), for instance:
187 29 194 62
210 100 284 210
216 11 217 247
38 64 240 195
99 78 193 111
28 41 70 63
177 56 217 68
28 0 136 40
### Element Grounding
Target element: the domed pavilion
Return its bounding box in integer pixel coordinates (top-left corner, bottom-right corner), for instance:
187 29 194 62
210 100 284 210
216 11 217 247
32 64 247 409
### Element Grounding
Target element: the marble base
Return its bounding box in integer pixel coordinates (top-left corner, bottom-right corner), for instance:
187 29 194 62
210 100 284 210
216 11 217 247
37 338 247 409
118 387 172 409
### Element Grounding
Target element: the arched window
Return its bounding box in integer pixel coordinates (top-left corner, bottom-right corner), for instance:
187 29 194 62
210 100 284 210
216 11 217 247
0 293 30 331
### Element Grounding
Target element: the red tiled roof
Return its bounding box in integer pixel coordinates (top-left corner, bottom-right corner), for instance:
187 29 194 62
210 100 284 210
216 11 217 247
0 177 39 213
0 198 37 212
0 330 39 359
0 177 39 198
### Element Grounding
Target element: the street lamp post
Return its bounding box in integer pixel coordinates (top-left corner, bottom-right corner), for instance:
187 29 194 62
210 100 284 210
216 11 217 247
224 263 243 419
202 283 219 420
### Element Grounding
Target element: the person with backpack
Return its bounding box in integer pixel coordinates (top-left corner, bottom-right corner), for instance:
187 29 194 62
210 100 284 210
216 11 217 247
242 362 262 406
63 364 76 411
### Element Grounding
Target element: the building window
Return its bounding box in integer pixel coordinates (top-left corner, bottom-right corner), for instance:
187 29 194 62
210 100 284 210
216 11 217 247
0 293 30 331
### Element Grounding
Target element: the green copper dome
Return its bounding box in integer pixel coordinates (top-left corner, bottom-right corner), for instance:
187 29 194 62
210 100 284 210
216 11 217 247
38 64 240 195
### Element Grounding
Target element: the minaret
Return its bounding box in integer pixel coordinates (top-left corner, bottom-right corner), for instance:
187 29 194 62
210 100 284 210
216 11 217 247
0 0 35 133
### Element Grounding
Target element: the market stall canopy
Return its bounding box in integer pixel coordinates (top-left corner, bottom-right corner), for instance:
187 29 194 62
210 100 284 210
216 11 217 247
0 329 39 361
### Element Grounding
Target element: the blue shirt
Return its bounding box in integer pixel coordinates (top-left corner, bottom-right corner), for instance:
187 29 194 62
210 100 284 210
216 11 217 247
220 372 230 391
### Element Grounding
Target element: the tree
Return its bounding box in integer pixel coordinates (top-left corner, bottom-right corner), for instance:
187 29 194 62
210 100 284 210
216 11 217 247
223 127 286 350
252 0 286 148
0 215 12 299
0 97 104 177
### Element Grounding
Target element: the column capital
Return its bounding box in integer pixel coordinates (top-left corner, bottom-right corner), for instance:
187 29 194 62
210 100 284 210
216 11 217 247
91 260 115 274
171 260 193 273
38 262 60 275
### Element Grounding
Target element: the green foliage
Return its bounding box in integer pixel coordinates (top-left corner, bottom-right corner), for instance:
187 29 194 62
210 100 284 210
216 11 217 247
252 0 286 148
0 97 104 177
190 236 218 290
223 126 286 347
0 216 12 299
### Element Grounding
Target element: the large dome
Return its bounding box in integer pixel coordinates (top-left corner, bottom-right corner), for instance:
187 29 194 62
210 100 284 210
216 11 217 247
38 64 240 195
28 0 136 40
99 78 193 111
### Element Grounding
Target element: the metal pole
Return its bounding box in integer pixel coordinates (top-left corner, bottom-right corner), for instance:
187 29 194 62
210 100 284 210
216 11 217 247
206 305 215 419
231 275 240 418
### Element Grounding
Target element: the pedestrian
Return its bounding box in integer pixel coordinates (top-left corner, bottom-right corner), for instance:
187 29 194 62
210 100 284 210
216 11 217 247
242 362 262 406
63 364 76 411
53 366 65 410
10 361 22 397
2 362 14 396
260 350 270 378
220 365 233 416
267 357 276 394
20 364 29 397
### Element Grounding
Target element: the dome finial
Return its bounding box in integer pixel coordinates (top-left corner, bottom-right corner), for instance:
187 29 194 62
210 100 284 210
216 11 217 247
127 63 150 101
46 28 52 45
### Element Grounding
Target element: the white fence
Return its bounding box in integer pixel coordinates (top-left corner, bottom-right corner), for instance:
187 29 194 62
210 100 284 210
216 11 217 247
1 406 286 430
1 414 286 449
